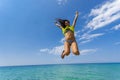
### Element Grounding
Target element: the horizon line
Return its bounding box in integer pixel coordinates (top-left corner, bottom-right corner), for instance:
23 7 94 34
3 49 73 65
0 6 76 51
0 62 120 67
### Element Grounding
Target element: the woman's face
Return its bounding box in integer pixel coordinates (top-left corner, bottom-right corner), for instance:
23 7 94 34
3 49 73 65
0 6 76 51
65 21 70 26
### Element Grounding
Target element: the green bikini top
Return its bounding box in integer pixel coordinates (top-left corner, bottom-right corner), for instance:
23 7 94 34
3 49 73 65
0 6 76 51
61 26 74 35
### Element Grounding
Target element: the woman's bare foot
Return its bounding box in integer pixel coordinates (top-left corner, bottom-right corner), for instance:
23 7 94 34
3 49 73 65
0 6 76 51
61 50 65 59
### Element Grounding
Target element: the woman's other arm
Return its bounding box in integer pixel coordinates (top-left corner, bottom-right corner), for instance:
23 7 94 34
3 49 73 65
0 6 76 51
55 22 63 29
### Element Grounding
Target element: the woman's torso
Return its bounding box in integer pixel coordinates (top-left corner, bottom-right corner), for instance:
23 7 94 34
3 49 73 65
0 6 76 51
64 30 75 40
61 26 75 40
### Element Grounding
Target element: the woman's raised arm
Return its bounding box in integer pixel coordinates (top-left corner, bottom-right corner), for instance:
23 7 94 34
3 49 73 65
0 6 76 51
72 11 79 27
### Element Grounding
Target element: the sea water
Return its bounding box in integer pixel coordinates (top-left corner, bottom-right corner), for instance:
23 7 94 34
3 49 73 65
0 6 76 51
0 63 120 80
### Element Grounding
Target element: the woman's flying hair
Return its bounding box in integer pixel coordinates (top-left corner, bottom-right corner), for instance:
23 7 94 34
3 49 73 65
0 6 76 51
55 18 70 28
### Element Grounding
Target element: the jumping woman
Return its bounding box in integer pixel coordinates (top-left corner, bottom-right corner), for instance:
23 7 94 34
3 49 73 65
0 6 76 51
55 11 80 59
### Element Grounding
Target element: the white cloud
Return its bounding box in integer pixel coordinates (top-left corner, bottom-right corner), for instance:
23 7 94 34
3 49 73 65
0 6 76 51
40 48 49 52
74 30 81 37
60 37 65 43
80 39 92 44
111 24 120 30
80 0 120 44
79 33 104 40
80 49 97 55
87 0 120 30
40 45 64 55
79 33 104 44
57 0 67 5
40 46 97 56
114 42 120 45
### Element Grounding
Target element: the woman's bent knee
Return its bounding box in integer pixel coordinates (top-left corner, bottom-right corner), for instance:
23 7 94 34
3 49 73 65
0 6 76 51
73 51 80 55
64 51 70 56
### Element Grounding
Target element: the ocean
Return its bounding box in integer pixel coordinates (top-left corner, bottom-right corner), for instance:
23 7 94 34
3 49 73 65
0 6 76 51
0 63 120 80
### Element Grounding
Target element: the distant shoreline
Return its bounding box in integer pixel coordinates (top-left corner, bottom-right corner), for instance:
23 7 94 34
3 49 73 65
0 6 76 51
0 62 120 67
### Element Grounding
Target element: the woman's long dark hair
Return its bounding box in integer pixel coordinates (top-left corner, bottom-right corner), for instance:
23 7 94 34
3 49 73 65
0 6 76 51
55 19 70 28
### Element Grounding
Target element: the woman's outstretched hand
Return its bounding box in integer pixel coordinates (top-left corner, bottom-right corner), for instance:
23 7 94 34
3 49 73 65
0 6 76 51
55 22 62 29
55 22 60 26
75 11 79 16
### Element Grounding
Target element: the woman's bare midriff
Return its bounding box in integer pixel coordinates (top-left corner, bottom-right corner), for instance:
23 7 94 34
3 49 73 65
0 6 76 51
65 31 75 41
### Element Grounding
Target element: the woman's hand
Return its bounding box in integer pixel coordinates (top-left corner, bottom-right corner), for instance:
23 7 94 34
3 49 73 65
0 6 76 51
55 22 60 26
75 11 79 16
55 22 62 29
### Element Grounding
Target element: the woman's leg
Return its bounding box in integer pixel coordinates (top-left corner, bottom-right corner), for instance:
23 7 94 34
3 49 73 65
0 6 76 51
61 41 70 59
71 41 80 55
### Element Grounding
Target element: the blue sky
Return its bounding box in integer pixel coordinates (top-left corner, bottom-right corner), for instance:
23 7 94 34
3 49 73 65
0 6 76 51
0 0 120 66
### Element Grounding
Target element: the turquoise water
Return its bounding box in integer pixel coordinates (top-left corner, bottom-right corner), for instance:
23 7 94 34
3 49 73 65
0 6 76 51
0 63 120 80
